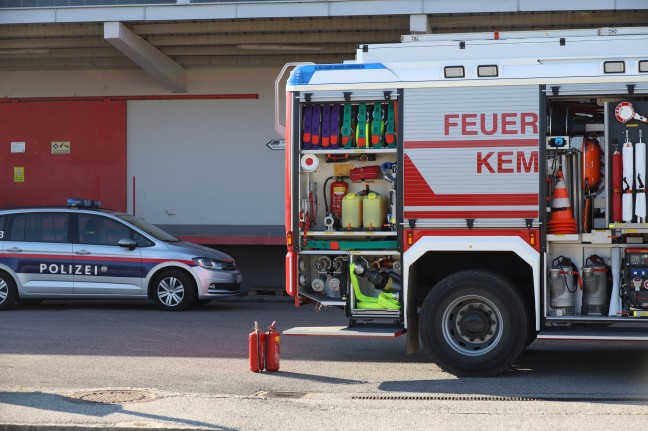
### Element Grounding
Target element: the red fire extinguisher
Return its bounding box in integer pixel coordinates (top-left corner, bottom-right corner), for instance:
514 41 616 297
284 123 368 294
248 321 265 373
330 178 348 219
265 321 280 372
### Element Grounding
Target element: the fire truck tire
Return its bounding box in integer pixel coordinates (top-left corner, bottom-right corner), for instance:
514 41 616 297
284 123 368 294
152 270 196 311
420 269 529 377
0 271 17 311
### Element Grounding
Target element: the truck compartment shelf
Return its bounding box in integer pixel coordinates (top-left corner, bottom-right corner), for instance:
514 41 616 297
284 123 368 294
301 148 396 155
299 290 346 306
302 231 397 236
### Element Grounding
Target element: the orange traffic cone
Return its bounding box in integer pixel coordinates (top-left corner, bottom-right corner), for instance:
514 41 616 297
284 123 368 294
548 170 578 234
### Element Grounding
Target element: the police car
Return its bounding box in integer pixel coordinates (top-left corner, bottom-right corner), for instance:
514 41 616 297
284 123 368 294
0 199 242 311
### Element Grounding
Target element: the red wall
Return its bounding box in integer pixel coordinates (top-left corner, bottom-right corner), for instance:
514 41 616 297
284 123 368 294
0 101 127 211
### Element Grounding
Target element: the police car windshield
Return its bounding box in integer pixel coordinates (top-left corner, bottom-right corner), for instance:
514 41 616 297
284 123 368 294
116 214 180 242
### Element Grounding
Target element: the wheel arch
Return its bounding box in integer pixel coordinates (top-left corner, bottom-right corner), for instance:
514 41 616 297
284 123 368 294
402 236 541 348
0 264 22 292
0 266 19 309
146 263 198 299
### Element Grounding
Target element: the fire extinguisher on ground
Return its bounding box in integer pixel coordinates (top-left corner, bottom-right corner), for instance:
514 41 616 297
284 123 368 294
265 321 280 372
249 321 280 372
248 321 265 373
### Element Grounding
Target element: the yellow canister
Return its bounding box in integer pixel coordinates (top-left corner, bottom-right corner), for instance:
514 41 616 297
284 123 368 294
341 193 363 229
363 192 387 230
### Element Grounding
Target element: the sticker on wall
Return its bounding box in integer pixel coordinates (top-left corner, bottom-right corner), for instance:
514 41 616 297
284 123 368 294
11 142 25 153
14 167 24 183
51 141 71 154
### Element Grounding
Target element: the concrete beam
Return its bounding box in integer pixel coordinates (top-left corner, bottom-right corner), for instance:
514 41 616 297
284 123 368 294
104 21 186 93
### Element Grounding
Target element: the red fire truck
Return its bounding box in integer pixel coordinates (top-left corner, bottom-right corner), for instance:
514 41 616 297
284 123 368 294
276 27 648 376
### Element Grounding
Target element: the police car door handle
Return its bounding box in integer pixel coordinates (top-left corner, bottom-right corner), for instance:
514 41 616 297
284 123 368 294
75 250 92 255
6 247 22 253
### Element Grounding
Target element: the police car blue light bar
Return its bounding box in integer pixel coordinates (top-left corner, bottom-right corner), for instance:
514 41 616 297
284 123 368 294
67 198 101 208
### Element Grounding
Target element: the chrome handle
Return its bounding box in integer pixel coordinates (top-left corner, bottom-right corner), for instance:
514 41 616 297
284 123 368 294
6 247 22 253
75 250 91 255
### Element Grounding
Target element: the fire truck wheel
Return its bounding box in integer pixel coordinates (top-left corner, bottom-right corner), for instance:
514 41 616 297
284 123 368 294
152 270 196 311
0 271 17 311
420 270 529 377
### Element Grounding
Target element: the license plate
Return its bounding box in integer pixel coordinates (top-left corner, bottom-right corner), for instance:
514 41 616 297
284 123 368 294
236 274 242 283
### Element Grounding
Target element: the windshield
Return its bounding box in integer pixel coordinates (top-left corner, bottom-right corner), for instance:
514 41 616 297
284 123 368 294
116 214 180 242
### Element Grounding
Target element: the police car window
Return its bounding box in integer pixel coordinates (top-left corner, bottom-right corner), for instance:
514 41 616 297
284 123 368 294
10 213 69 243
116 214 179 242
134 232 153 247
9 216 25 241
0 216 6 240
78 215 137 246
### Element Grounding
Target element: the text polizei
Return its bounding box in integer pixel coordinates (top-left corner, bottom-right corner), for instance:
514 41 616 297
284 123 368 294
39 263 101 275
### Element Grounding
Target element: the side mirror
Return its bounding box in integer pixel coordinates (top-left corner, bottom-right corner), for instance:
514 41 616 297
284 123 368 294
118 238 137 251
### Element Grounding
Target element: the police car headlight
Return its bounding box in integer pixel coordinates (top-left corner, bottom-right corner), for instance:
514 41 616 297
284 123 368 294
193 258 226 270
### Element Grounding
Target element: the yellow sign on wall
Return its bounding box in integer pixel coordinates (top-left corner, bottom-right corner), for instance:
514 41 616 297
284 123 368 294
14 167 24 183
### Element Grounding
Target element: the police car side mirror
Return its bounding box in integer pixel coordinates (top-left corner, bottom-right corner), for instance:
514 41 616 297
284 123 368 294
118 238 137 251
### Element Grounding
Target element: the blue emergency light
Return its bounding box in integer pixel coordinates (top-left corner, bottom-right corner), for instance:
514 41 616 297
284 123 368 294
67 198 101 208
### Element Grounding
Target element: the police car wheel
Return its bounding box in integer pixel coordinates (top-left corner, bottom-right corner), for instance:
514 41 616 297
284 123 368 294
152 270 196 311
0 272 18 311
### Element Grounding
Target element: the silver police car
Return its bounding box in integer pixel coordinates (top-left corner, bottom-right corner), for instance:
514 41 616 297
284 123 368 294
0 199 242 311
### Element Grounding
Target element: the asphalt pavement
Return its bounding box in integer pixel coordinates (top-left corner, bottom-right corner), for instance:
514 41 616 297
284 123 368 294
2 295 648 430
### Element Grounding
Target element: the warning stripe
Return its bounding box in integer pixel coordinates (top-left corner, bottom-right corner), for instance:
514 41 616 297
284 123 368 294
404 210 538 219
404 139 538 149
403 153 539 207
404 193 539 206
